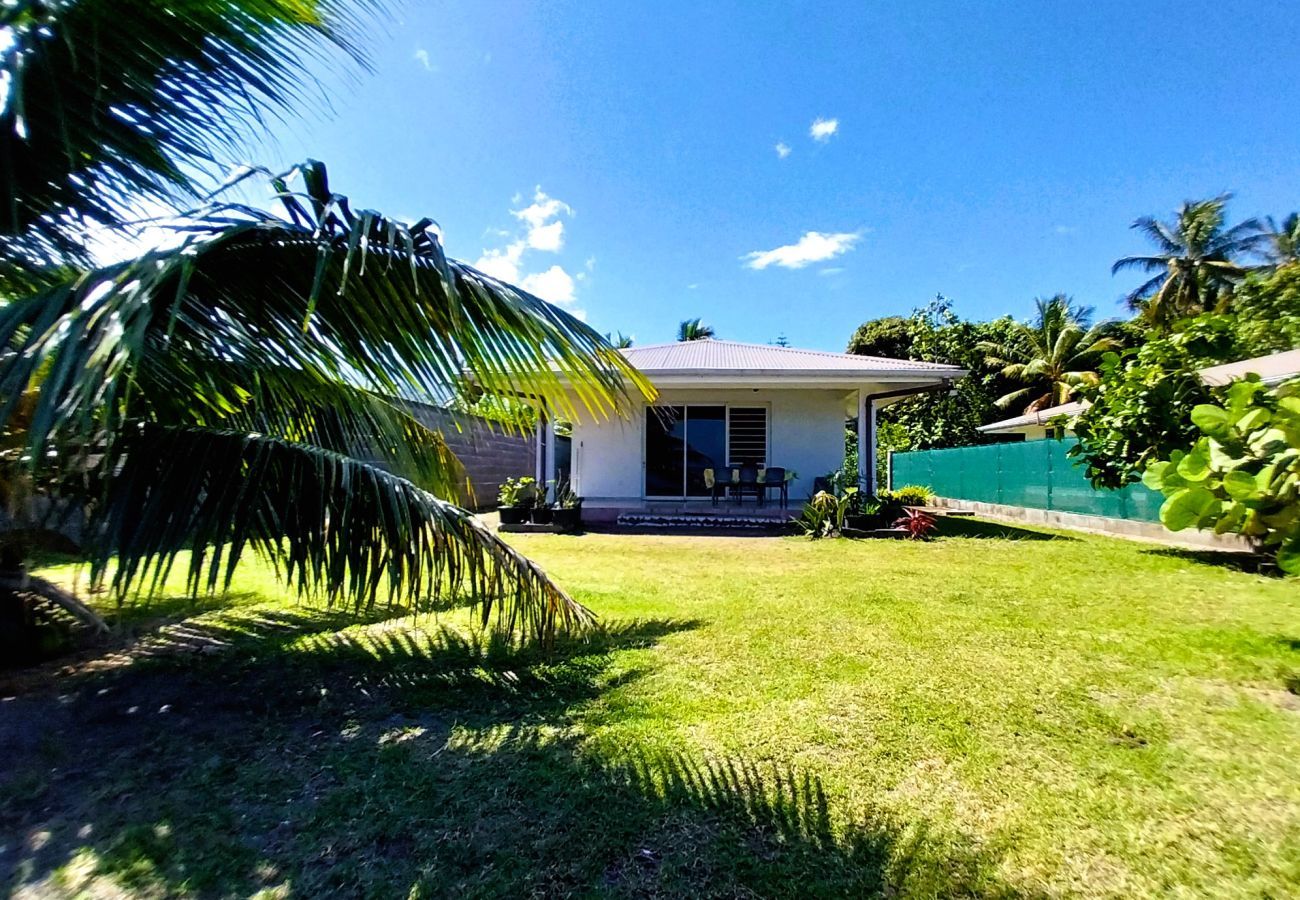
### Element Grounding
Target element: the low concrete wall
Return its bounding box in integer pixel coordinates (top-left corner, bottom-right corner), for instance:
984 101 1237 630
931 496 1251 552
404 404 537 510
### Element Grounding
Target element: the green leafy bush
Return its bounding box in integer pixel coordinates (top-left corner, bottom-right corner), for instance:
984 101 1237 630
1068 315 1245 488
498 476 538 508
797 488 857 539
1142 376 1300 573
884 484 934 506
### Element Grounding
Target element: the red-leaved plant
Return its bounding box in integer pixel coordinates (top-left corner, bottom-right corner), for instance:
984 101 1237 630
894 508 938 540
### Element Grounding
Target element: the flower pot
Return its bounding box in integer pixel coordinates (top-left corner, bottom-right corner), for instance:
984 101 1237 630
530 506 554 525
498 506 528 525
552 507 582 531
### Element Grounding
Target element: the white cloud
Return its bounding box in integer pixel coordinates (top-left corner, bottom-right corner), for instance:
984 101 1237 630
520 265 576 304
474 241 525 282
525 219 564 252
413 48 433 71
474 188 585 318
513 188 572 232
1054 225 1077 235
743 231 861 270
775 142 791 159
809 117 839 142
819 266 845 276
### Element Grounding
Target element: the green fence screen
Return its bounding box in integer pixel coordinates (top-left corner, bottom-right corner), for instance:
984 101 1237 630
890 439 1164 523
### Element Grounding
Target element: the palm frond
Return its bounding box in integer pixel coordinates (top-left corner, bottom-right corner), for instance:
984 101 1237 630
0 164 652 458
94 425 592 642
0 0 377 273
1110 254 1169 276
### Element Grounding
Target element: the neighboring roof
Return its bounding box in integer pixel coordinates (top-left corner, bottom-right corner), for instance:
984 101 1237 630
974 400 1088 434
978 348 1300 434
618 339 965 380
1199 349 1300 387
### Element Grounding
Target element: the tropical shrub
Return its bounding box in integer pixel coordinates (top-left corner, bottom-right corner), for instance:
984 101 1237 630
1068 317 1240 488
885 485 934 507
797 488 857 539
894 508 938 540
1141 376 1300 573
498 477 539 509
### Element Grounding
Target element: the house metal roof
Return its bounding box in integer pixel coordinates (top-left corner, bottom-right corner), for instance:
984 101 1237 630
978 348 1300 433
619 339 965 377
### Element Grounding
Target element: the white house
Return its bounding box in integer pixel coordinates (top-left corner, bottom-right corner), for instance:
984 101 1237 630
536 340 965 522
976 348 1300 440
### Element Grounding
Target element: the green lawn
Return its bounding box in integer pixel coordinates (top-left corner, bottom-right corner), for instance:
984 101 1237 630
4 520 1300 897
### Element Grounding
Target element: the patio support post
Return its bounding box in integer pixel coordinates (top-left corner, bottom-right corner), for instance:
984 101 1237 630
534 407 546 486
857 389 869 491
534 402 557 496
868 399 877 495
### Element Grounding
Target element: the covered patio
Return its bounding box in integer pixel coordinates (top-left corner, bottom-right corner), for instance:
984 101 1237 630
537 340 964 523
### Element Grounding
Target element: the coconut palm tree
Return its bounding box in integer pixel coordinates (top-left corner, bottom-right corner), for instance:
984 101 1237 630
1 0 376 290
677 318 716 341
1112 195 1264 329
1260 213 1300 268
0 1 651 652
1 162 650 647
977 295 1120 413
608 332 634 349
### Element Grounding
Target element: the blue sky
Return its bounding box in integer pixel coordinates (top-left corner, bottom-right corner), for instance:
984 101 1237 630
252 0 1299 350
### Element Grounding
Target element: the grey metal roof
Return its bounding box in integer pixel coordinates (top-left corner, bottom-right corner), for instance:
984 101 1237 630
978 348 1300 433
1199 349 1300 387
620 340 964 376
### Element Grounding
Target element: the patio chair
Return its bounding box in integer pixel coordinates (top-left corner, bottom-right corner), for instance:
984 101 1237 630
760 466 788 509
734 463 762 505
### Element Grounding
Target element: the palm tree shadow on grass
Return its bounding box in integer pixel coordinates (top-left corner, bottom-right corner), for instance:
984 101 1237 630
1141 546 1274 576
3 612 1032 898
936 517 1074 542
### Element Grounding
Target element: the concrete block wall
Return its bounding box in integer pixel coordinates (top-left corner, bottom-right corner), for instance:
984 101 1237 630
404 403 538 510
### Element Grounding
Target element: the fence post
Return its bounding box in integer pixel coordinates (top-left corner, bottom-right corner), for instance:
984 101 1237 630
886 450 894 492
1045 439 1054 511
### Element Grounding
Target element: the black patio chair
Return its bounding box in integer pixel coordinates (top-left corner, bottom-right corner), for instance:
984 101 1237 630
735 463 762 506
760 466 788 509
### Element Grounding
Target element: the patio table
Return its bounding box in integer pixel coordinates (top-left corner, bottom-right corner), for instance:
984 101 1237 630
707 468 793 507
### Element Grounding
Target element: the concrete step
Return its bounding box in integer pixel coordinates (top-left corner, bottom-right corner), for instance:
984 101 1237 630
616 513 786 530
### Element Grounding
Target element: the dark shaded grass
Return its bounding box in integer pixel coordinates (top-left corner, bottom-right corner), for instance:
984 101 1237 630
2 608 1021 898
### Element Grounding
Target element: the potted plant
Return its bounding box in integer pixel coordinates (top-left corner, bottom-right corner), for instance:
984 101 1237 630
530 481 554 525
552 480 583 531
497 476 537 525
844 494 880 532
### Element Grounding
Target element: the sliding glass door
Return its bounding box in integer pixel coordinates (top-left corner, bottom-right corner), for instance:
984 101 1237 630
644 405 733 498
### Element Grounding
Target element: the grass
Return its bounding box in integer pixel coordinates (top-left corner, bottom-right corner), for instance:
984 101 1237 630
3 519 1300 897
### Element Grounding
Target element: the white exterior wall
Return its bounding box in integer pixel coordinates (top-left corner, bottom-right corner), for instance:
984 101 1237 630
570 388 851 503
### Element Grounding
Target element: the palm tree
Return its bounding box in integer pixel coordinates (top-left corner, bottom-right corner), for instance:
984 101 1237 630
1 0 374 291
677 318 716 341
1112 195 1264 329
1 162 650 647
0 2 652 651
608 332 634 349
977 295 1120 414
1260 213 1300 268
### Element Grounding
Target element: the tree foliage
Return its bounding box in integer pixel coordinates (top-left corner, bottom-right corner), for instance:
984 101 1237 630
1142 377 1300 573
1 160 649 642
1112 195 1264 330
0 0 374 283
677 318 715 341
848 296 1022 454
1229 264 1300 355
1071 272 1300 489
976 294 1120 413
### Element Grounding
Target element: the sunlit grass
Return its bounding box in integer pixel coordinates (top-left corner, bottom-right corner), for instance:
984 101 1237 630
8 521 1300 896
